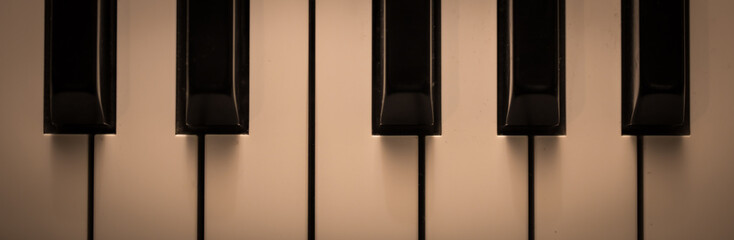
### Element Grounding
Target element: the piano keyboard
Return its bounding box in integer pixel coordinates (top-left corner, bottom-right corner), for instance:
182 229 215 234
1 0 733 240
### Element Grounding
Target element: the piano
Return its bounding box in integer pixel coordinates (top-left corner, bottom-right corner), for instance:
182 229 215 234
1 0 733 240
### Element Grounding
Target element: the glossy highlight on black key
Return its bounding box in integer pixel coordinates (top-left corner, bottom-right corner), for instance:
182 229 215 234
497 0 565 135
44 0 117 134
176 0 249 135
622 0 689 135
372 0 441 136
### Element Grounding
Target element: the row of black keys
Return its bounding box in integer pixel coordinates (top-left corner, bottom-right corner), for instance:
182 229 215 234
44 0 689 136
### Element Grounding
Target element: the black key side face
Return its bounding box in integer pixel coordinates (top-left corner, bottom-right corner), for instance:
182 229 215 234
622 0 689 135
177 0 249 134
44 0 116 134
498 0 565 135
372 0 441 136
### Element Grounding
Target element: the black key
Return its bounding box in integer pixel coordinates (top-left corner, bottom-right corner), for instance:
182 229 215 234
44 0 116 134
176 0 249 134
622 0 689 135
498 0 565 136
372 0 441 136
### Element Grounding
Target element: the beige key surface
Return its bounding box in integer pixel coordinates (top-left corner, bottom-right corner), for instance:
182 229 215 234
0 0 88 239
95 0 198 239
426 0 529 239
316 0 419 239
205 0 309 239
645 1 734 239
535 1 638 239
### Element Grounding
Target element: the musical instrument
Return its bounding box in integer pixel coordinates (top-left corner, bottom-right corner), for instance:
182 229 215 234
1 0 733 239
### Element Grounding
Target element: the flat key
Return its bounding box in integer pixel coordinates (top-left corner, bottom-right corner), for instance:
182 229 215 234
316 0 419 238
205 0 309 239
426 0 528 238
96 0 198 239
0 1 88 238
535 1 638 239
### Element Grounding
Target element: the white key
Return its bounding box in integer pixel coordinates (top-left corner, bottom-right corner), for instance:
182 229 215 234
535 1 637 239
645 1 734 239
426 0 529 239
205 0 308 239
0 1 87 239
316 0 418 239
95 1 198 239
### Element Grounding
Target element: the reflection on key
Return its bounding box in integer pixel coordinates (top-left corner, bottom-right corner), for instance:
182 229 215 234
622 0 689 135
373 0 440 136
498 0 565 135
45 0 116 134
177 0 249 135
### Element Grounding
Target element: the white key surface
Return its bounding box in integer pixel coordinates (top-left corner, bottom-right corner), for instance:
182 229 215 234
535 1 638 239
95 1 197 239
426 0 529 239
0 1 87 239
205 0 309 239
316 0 419 239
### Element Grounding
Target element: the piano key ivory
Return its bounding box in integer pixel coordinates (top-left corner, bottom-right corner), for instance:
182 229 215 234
2 0 733 239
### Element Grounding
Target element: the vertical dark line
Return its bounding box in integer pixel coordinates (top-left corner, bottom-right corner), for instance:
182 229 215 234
637 135 644 240
88 134 95 240
432 0 442 136
528 135 535 240
197 134 205 240
307 0 316 239
418 135 426 240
